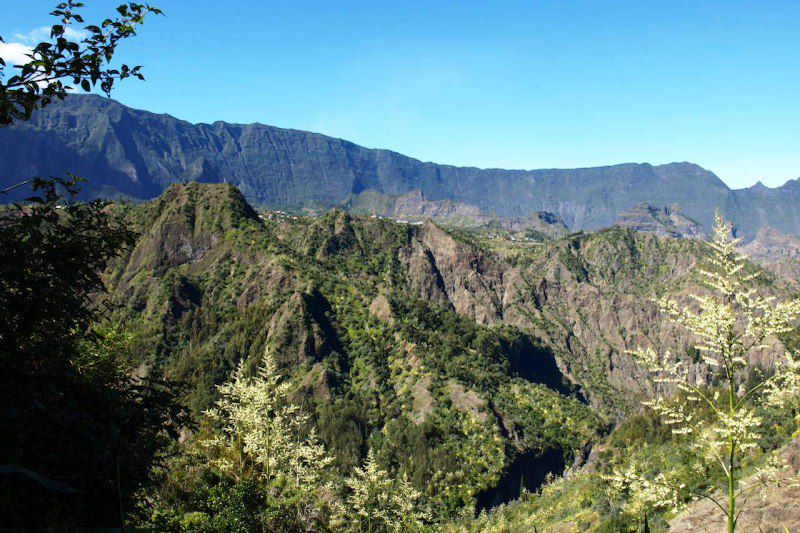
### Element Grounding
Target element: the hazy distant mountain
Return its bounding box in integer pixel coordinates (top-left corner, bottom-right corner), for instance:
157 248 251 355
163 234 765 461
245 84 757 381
344 189 568 237
739 226 800 281
1 94 798 238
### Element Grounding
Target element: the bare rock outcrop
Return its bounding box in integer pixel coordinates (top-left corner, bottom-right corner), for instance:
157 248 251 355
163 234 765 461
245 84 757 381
616 203 706 240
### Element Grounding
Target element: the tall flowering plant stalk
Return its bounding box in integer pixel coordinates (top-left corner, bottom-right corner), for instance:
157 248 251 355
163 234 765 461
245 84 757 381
331 448 430 532
618 212 800 532
201 348 333 491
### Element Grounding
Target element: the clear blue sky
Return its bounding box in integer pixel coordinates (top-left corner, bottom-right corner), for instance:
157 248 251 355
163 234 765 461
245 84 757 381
2 1 799 189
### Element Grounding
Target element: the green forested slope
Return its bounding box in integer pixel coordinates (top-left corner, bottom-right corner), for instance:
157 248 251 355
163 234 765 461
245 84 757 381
101 183 797 529
104 183 604 518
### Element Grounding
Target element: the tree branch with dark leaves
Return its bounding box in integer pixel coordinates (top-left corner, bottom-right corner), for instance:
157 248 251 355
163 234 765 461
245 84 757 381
0 1 162 126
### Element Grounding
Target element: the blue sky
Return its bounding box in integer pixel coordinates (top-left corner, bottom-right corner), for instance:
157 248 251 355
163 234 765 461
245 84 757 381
2 1 799 189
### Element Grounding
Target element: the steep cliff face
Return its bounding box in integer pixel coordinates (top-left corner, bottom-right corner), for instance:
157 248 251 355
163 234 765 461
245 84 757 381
401 222 791 412
739 226 800 282
2 95 798 238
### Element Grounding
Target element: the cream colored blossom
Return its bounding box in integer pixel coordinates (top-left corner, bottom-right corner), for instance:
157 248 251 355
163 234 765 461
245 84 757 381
331 448 430 532
604 459 682 519
622 211 800 532
201 348 332 489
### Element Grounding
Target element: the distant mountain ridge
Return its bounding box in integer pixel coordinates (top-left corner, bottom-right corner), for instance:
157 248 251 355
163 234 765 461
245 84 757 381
344 188 569 237
1 94 799 238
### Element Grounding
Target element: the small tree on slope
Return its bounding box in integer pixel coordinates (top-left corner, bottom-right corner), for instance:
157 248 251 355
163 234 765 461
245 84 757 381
201 348 334 529
332 448 430 533
609 212 800 532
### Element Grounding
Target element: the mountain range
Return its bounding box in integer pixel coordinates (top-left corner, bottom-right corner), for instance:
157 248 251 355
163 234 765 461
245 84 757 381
1 94 799 239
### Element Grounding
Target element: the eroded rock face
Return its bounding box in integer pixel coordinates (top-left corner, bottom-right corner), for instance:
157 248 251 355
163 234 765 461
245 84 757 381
448 380 488 423
369 294 394 324
742 226 800 261
415 221 505 325
616 203 706 239
124 182 257 275
401 223 787 411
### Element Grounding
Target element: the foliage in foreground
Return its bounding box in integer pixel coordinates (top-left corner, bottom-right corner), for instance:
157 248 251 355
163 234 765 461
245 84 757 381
0 177 185 528
138 352 431 532
459 398 799 533
1 0 161 126
332 448 430 532
0 2 181 528
609 212 800 531
464 214 800 532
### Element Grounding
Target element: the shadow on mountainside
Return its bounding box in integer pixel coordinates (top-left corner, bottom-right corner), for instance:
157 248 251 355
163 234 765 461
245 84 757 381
475 337 583 512
475 447 566 512
506 335 584 401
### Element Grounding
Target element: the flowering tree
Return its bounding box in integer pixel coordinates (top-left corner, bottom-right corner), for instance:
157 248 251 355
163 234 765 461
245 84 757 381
614 212 800 531
332 448 430 532
201 348 334 527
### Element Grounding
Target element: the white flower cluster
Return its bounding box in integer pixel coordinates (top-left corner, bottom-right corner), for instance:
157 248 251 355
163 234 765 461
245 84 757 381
603 459 682 518
201 348 332 489
331 448 430 532
200 347 432 530
618 211 800 530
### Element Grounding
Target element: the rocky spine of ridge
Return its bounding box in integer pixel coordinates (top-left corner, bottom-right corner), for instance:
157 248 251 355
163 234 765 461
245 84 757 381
345 188 569 238
615 203 706 239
